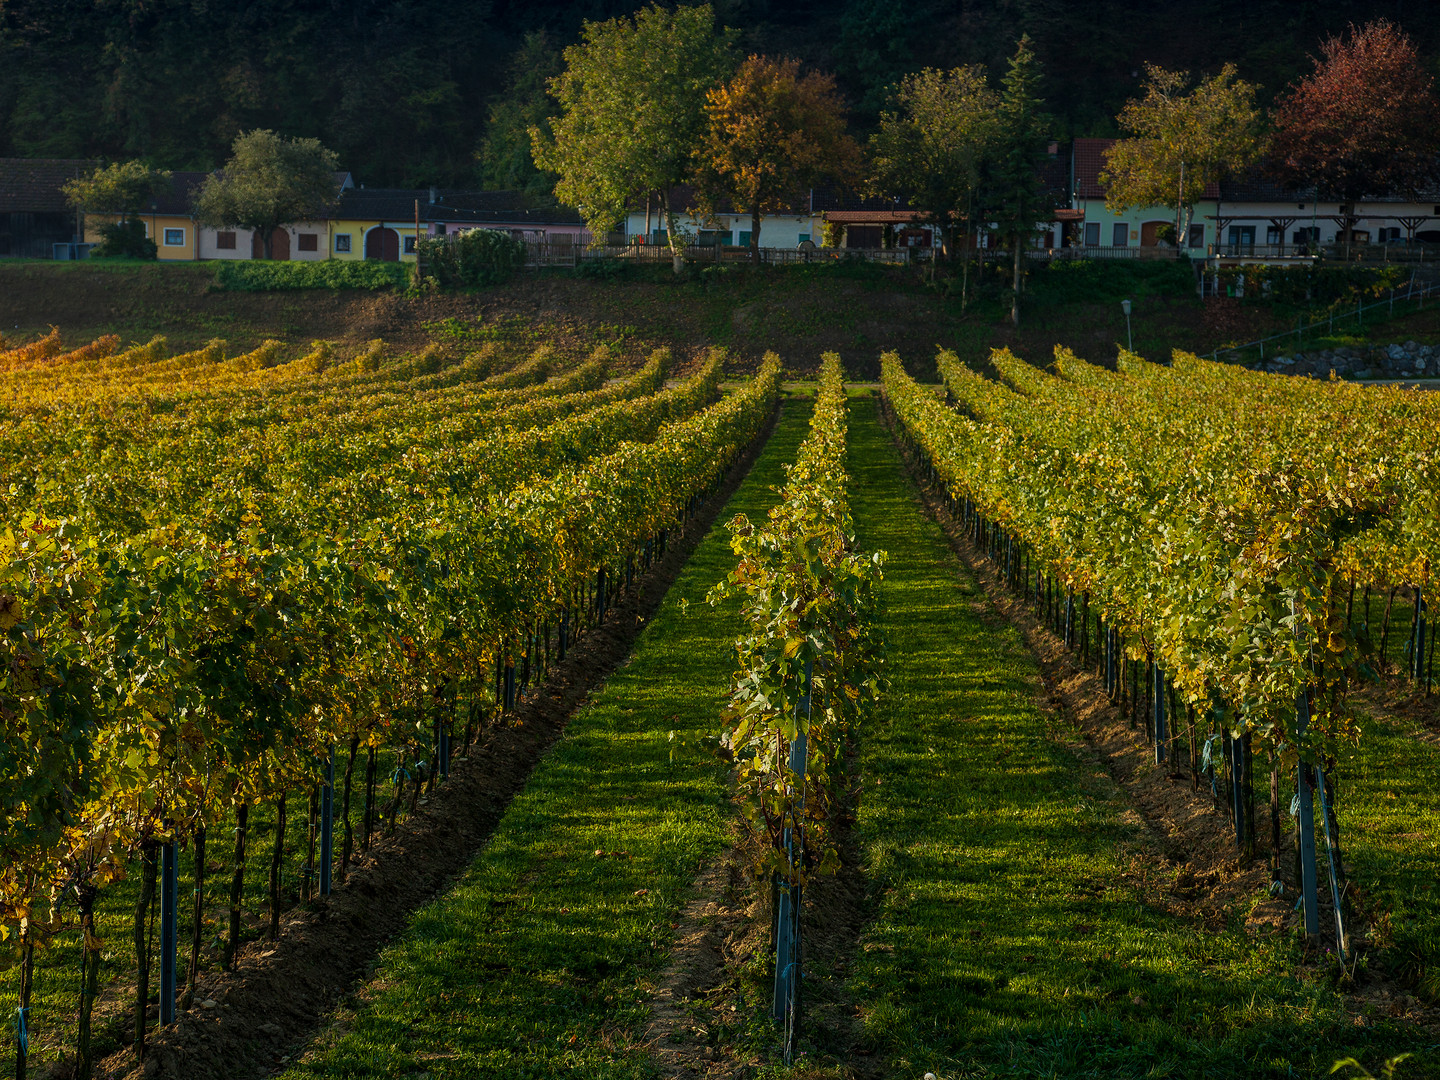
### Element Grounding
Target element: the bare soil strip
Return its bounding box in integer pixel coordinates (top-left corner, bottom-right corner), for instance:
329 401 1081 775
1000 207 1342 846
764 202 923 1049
104 405 780 1080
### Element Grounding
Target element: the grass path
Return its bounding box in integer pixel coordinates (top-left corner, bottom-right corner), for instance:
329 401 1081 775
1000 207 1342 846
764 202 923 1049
843 397 1430 1079
275 400 811 1080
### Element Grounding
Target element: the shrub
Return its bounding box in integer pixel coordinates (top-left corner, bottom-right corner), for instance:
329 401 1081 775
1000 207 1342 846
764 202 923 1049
213 260 410 291
416 228 526 289
92 219 157 260
1216 263 1407 306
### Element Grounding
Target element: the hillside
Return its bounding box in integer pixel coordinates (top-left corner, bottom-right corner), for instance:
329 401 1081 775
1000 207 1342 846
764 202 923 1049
0 259 1335 379
1 0 1436 187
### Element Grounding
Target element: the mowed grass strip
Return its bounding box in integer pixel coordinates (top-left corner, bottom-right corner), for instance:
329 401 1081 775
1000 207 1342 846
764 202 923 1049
1334 711 1440 1002
276 399 812 1080
844 397 1429 1080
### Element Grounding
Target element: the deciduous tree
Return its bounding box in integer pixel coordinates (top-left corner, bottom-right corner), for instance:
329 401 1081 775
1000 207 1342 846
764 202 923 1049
530 4 735 270
868 65 998 300
1272 20 1440 250
62 160 172 222
193 130 340 260
1100 64 1265 250
700 55 859 263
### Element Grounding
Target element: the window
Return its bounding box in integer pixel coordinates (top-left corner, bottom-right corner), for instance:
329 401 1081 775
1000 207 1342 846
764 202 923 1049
1112 222 1128 247
1187 225 1204 248
216 231 236 250
1228 225 1255 249
163 227 185 246
434 223 446 236
1266 227 1282 245
403 235 418 254
334 233 352 253
1084 222 1100 246
297 232 318 252
1292 227 1320 245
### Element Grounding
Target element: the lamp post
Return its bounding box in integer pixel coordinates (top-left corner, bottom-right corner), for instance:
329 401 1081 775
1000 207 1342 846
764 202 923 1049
1121 298 1133 352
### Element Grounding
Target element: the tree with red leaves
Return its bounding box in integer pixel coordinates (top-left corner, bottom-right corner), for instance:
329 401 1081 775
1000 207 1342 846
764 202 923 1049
1271 20 1440 250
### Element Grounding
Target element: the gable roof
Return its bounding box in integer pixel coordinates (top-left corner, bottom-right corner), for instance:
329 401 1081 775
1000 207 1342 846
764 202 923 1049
333 187 583 226
0 158 99 214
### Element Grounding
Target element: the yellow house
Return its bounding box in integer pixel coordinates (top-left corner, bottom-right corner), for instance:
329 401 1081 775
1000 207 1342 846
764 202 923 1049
328 188 431 262
81 170 209 260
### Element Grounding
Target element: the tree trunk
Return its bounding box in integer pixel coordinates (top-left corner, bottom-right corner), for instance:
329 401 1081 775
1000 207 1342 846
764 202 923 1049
133 842 157 1059
659 191 684 274
1010 233 1023 326
750 204 762 265
224 804 248 969
261 226 274 261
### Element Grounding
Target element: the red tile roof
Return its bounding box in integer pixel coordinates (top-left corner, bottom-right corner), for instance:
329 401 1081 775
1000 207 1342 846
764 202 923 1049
1072 137 1220 201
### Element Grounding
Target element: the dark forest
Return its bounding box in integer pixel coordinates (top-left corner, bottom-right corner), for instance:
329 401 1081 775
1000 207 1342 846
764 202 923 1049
0 0 1434 189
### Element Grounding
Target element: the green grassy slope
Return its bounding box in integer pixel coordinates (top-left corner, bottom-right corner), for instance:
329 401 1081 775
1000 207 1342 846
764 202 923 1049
843 397 1430 1079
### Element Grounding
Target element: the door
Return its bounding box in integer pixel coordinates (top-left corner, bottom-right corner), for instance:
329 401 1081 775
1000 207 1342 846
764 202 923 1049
251 227 291 260
1140 221 1168 246
365 226 399 261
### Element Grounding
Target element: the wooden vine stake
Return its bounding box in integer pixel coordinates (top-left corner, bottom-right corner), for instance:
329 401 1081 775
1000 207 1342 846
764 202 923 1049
772 659 812 1065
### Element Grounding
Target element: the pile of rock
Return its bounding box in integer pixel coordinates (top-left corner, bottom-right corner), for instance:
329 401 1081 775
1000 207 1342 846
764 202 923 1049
1262 340 1435 379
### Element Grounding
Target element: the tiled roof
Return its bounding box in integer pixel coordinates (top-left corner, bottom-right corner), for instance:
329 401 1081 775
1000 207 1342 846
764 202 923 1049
1073 137 1221 201
1219 165 1440 204
335 187 583 225
0 158 98 213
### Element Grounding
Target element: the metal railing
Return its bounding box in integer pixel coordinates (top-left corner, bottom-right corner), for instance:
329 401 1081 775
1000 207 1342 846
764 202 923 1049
522 242 913 268
1207 275 1440 365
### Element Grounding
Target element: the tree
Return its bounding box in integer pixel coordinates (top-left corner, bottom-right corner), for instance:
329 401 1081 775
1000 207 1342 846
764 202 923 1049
63 160 173 259
62 160 172 222
476 32 563 202
1099 64 1265 251
700 56 859 263
869 65 998 301
530 4 735 270
1271 20 1440 252
193 130 340 260
985 37 1054 327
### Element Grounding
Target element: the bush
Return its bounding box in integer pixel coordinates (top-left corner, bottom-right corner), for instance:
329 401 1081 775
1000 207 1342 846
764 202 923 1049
1216 263 1407 306
416 228 526 289
213 260 411 291
92 219 157 260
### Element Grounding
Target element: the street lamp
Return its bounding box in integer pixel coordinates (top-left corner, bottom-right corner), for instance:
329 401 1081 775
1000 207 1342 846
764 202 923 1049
1121 298 1133 352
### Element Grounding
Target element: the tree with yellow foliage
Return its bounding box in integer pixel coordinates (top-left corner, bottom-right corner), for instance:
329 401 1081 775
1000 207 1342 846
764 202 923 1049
1100 64 1265 251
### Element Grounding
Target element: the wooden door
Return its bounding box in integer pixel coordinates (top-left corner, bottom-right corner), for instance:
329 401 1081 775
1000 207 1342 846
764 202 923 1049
250 227 291 259
365 226 399 261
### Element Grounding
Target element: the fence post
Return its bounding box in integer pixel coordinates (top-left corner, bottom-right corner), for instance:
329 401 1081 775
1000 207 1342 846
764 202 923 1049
772 658 813 1058
1152 664 1167 764
1295 689 1321 942
319 746 335 896
159 840 178 1024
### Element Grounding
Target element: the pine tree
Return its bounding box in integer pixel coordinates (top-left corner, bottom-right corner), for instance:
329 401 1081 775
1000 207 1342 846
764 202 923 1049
985 37 1053 327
